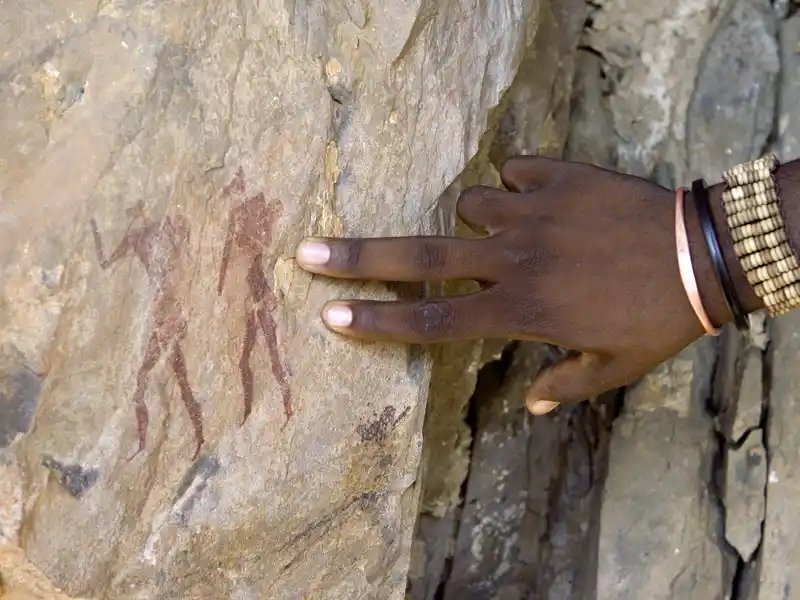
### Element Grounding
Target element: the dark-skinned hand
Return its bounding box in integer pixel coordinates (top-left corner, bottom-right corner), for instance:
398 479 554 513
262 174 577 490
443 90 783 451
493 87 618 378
295 156 762 415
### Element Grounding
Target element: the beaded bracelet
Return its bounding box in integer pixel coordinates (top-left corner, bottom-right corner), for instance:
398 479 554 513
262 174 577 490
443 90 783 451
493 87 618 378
720 154 800 317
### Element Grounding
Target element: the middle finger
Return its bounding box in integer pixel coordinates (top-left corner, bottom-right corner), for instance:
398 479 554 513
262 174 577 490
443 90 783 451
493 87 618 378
296 236 497 282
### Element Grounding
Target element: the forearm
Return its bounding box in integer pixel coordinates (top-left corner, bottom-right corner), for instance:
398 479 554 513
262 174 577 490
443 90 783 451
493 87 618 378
689 158 800 327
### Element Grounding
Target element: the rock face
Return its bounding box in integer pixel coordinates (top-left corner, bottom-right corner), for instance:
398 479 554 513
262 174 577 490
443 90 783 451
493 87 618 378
0 0 586 598
725 430 767 563
760 310 800 598
597 341 731 600
442 345 613 600
6 0 800 598
586 0 778 185
412 1 799 599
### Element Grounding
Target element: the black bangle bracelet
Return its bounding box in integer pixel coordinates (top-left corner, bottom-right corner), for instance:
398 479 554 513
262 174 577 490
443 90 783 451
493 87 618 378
691 178 750 331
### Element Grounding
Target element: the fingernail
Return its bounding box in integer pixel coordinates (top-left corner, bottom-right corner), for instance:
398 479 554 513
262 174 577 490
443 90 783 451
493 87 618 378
323 304 353 328
297 240 331 266
528 400 560 415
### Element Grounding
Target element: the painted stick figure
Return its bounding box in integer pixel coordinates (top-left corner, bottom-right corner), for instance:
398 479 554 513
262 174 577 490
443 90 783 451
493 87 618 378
218 168 293 424
90 202 204 460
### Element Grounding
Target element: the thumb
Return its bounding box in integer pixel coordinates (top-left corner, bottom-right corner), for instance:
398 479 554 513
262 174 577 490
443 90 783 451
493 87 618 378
526 352 621 415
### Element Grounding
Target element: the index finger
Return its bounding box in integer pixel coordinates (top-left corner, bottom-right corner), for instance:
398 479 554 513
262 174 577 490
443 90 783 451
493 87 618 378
295 236 497 282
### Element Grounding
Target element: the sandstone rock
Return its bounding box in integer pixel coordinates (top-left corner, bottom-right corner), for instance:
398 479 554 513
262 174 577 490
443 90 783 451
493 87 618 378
0 546 91 600
0 0 584 598
438 344 611 600
755 14 800 598
585 0 721 181
598 340 734 600
565 51 617 169
759 310 800 599
731 350 764 443
749 310 770 352
586 0 778 185
406 514 457 600
487 0 587 166
724 429 767 562
774 0 792 20
709 325 765 446
0 352 41 450
441 344 545 600
777 11 800 159
686 0 779 181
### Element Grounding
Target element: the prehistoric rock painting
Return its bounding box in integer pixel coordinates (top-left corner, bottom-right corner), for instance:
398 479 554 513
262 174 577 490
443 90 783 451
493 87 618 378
90 202 204 459
218 168 293 424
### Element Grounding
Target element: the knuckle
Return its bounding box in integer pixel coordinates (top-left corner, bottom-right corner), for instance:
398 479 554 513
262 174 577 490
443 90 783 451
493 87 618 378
413 241 447 275
513 245 551 273
334 239 363 269
456 187 488 220
457 186 497 227
408 300 456 339
355 304 378 332
500 156 529 188
508 295 553 334
457 185 490 205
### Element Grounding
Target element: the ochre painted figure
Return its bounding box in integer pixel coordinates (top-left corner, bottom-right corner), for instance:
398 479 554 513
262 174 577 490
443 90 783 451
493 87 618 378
91 202 203 459
218 168 293 425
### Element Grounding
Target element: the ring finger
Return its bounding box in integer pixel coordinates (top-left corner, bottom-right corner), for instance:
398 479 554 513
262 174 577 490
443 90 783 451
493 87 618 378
320 289 508 343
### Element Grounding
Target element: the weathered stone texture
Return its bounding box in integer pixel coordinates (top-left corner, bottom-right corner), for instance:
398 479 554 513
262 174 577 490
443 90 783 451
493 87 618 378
777 10 800 159
586 0 778 185
724 429 767 562
5 0 800 597
597 341 731 600
686 0 779 180
760 311 800 599
585 0 720 181
731 350 764 443
439 344 611 600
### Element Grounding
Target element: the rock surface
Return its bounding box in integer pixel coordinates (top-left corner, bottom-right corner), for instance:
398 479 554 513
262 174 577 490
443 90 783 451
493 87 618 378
686 0 779 180
0 547 89 600
0 0 585 598
760 310 800 599
6 0 800 597
731 350 764 443
439 344 612 600
777 10 800 159
724 430 767 562
586 0 778 184
597 341 733 600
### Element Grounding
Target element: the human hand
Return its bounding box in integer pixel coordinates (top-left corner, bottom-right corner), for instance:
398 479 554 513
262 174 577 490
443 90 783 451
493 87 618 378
295 156 760 414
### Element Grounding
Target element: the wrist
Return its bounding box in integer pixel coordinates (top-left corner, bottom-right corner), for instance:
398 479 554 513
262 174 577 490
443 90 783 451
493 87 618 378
684 182 764 329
